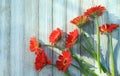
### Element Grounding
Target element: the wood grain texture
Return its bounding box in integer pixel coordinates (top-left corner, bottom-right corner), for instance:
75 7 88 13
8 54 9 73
24 0 39 76
53 0 67 76
39 0 53 76
0 0 11 76
0 0 120 76
93 0 109 75
10 0 25 76
66 0 81 76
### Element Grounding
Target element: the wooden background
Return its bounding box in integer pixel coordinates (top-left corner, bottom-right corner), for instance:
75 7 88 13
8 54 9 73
0 0 120 76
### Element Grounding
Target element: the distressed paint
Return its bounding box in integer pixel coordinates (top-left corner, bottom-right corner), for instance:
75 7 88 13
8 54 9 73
10 0 24 76
66 0 81 76
0 0 120 76
38 0 53 76
0 0 11 76
53 0 67 76
24 0 39 76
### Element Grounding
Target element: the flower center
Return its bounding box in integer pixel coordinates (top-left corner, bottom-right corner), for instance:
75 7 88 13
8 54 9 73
63 58 68 65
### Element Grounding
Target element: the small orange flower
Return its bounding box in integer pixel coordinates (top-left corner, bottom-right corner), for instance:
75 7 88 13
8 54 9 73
107 24 119 33
29 37 39 52
49 28 62 45
66 29 79 48
99 24 108 34
35 49 52 71
56 50 72 72
84 5 106 17
70 15 88 27
99 24 119 34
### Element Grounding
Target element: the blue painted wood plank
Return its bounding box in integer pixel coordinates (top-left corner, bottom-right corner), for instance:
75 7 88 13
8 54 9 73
39 0 53 76
117 30 120 75
106 0 120 75
94 1 110 75
0 0 11 76
10 0 25 76
52 0 67 76
24 0 39 76
112 30 119 76
66 0 82 76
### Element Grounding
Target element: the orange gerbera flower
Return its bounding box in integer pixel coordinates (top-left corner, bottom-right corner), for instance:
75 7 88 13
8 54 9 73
70 15 88 27
99 24 119 34
66 29 79 48
56 50 72 72
35 49 52 71
49 28 62 45
29 37 39 52
84 5 106 17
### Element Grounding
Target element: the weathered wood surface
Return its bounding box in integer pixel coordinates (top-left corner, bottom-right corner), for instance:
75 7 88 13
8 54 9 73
0 0 120 76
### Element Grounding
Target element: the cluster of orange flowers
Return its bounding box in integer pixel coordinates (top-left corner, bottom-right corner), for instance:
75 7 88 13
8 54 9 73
29 5 119 75
29 27 78 72
30 37 52 71
70 5 119 32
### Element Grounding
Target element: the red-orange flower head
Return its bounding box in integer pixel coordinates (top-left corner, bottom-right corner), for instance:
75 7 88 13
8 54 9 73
49 28 62 45
99 24 119 34
66 29 79 48
70 15 88 27
35 49 52 71
29 37 39 52
84 5 106 17
56 50 72 72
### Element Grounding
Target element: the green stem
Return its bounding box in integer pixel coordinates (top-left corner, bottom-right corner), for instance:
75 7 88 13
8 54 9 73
52 64 71 76
42 44 63 51
109 33 115 76
70 48 93 67
81 29 95 51
42 44 90 65
83 32 96 54
95 16 101 73
80 29 111 75
42 44 98 75
80 44 97 59
70 49 98 76
81 43 111 76
72 64 89 76
65 70 72 76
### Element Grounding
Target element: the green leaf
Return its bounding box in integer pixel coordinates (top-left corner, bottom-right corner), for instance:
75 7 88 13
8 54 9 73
80 43 110 75
72 64 89 76
65 70 72 76
82 33 96 54
81 44 97 59
70 49 98 76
